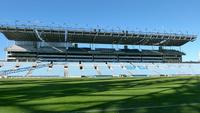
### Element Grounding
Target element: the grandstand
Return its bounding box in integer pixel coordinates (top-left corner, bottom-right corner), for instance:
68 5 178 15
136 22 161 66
0 24 199 77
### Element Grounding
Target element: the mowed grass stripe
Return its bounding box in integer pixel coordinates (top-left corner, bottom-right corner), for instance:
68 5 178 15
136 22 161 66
0 76 200 113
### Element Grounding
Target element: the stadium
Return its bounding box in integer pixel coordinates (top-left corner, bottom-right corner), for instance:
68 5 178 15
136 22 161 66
0 24 199 78
1 21 200 113
1 0 200 112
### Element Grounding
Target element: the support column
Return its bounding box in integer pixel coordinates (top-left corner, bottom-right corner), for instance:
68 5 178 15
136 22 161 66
65 30 68 49
64 65 68 78
65 30 68 61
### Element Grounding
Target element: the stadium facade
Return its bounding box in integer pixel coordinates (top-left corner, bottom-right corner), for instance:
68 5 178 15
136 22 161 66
0 24 199 77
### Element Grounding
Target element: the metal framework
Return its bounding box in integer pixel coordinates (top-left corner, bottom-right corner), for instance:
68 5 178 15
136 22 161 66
0 25 197 46
34 29 64 53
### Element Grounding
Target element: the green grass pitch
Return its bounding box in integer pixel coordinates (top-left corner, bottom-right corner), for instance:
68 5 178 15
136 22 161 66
1 76 200 113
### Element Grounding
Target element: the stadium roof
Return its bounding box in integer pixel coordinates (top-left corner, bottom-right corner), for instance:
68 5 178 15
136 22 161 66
0 25 197 46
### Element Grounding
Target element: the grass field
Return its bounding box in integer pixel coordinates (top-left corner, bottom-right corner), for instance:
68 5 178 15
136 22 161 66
1 76 200 113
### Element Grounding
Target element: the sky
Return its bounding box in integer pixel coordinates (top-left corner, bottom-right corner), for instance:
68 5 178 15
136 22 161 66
0 0 200 61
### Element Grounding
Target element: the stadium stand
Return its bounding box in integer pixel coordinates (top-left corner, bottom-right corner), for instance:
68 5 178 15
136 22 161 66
0 24 199 77
0 62 200 77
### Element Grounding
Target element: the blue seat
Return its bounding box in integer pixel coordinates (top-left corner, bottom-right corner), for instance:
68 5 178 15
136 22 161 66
108 63 129 76
81 62 97 76
1 62 200 77
96 62 113 75
31 64 63 77
124 63 157 76
68 62 82 77
9 62 33 76
0 62 16 71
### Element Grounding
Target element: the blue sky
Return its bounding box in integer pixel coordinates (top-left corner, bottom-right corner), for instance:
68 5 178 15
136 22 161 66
0 0 200 61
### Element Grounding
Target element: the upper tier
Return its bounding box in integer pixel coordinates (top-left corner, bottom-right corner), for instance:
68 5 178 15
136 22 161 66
0 25 197 46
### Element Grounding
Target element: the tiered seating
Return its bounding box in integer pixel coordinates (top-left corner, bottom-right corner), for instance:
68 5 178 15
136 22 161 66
185 64 200 75
0 62 200 77
8 62 33 77
0 62 33 77
95 48 115 53
126 63 157 76
161 50 185 55
119 49 141 53
68 47 91 52
95 62 113 75
30 64 63 77
81 62 97 76
67 62 82 77
148 63 178 76
109 62 130 76
147 63 196 76
141 50 161 55
0 62 16 71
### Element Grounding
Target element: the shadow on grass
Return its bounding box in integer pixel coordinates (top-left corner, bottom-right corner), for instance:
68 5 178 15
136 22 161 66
0 76 200 113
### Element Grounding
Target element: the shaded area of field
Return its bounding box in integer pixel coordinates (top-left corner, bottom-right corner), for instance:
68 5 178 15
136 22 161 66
1 76 200 113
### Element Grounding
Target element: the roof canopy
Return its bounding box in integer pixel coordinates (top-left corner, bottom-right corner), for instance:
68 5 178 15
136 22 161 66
0 25 197 46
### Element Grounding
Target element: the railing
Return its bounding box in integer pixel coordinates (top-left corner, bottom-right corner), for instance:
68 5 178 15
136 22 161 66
0 63 48 76
0 21 197 38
